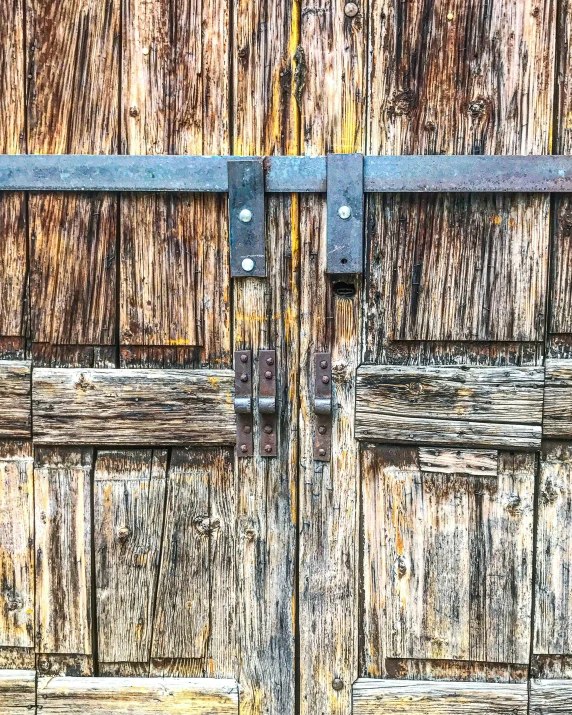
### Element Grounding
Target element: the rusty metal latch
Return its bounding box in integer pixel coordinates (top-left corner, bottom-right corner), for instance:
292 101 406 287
235 350 253 457
259 350 277 457
314 353 332 461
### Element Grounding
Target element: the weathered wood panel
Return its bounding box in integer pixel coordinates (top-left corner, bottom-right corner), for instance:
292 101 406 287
32 368 235 445
355 365 544 449
121 0 229 358
353 679 528 715
34 448 92 670
544 360 572 438
530 679 572 714
362 446 535 676
26 0 118 348
0 0 26 355
535 443 572 656
37 676 239 715
0 362 31 438
365 0 555 359
94 450 167 672
418 448 498 477
231 0 299 712
0 444 34 659
0 670 36 712
299 2 365 714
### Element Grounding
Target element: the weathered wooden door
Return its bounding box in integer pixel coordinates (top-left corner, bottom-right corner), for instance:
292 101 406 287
3 1 572 715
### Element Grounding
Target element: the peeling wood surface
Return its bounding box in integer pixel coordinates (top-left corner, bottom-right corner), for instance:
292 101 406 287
362 446 535 676
0 362 31 438
0 669 36 710
352 679 528 714
32 368 235 445
544 360 572 438
37 676 239 715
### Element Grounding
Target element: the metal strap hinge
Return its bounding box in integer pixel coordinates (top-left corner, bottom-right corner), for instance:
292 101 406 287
235 350 253 457
314 353 332 461
259 350 277 457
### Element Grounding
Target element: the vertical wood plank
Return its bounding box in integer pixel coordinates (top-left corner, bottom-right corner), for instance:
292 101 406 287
34 447 93 676
121 0 230 365
0 0 27 357
0 443 34 667
26 0 119 351
232 1 300 712
94 450 167 673
298 2 365 714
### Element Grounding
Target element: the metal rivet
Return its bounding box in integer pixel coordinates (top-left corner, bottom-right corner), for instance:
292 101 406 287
332 678 344 691
319 448 327 457
242 257 255 272
265 371 273 379
264 425 273 434
338 205 352 220
240 444 248 453
318 425 327 435
322 375 330 384
447 10 454 20
240 373 249 382
264 444 272 454
142 46 150 55
240 353 248 363
244 425 252 434
344 2 359 17
266 357 274 366
320 360 328 369
239 208 253 223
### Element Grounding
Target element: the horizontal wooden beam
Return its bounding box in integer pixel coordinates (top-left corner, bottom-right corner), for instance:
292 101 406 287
32 368 235 445
530 679 572 714
0 362 31 439
0 669 36 710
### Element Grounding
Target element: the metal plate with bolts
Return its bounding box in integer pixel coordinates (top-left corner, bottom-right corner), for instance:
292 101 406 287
228 158 266 277
327 154 364 274
314 353 332 461
259 350 277 457
235 350 253 457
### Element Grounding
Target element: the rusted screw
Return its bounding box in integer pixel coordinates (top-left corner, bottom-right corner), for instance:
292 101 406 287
240 444 248 453
244 425 252 434
264 444 272 454
266 357 274 366
320 360 328 369
319 448 327 457
264 425 273 434
344 2 359 17
318 425 327 435
240 373 249 382
117 526 130 540
322 375 330 384
332 678 344 690
265 370 273 379
240 353 248 363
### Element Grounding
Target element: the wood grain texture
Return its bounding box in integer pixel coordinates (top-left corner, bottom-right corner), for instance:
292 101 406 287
37 676 239 715
535 443 572 656
94 450 167 668
232 0 299 712
362 446 535 676
418 448 498 477
0 670 36 712
32 368 235 445
0 444 34 656
0 362 31 438
26 0 118 347
365 0 555 359
34 448 92 663
299 2 364 714
530 679 572 714
121 0 230 357
355 365 544 449
352 679 528 715
544 360 572 438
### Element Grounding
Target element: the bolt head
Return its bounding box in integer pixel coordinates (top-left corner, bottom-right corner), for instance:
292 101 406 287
322 375 330 384
344 2 359 17
318 425 327 435
332 678 344 691
320 360 328 369
239 208 253 223
244 425 252 434
265 370 273 379
240 373 249 382
264 425 273 434
117 526 130 540
242 257 255 272
240 444 248 453
264 444 272 454
240 353 248 363
266 357 274 366
319 448 327 457
338 205 352 220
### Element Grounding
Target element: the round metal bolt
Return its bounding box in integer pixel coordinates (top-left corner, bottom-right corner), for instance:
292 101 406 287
264 444 273 454
242 257 255 273
344 2 359 17
244 425 252 434
266 356 274 366
240 373 249 382
320 360 328 369
265 370 273 379
447 10 454 20
118 526 130 540
264 425 273 434
239 208 253 223
332 678 344 691
322 375 330 384
318 425 327 435
338 205 352 220
319 448 327 457
240 444 248 453
142 46 150 55
240 353 248 363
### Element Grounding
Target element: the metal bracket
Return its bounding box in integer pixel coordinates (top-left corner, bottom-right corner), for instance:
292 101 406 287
228 159 266 277
327 154 364 274
235 350 253 457
259 350 277 457
314 353 332 461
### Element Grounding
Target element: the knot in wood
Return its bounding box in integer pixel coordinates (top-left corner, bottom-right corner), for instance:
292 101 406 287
391 89 416 116
467 98 488 118
75 374 94 392
5 595 22 611
505 494 522 515
117 526 130 541
395 555 408 579
195 516 220 536
541 479 559 505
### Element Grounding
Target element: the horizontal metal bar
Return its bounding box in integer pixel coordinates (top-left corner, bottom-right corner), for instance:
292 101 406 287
1 154 572 192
